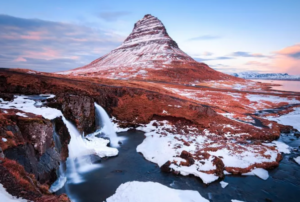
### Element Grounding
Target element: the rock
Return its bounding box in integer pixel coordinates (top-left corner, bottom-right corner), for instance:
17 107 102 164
4 144 60 184
212 156 225 178
0 146 4 159
180 150 195 166
161 161 171 173
48 94 95 134
17 117 53 155
0 93 14 101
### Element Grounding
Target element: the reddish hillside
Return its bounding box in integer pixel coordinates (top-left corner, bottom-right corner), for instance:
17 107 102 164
59 14 238 82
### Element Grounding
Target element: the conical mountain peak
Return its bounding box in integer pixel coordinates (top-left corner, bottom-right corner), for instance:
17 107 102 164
62 14 231 82
122 14 171 46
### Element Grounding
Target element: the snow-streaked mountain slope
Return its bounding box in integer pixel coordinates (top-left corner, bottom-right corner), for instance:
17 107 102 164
232 72 300 80
59 14 236 82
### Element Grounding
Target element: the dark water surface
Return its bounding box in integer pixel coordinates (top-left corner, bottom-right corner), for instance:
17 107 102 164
58 130 300 202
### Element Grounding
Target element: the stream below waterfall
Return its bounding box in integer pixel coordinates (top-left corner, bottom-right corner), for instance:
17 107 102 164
56 130 300 202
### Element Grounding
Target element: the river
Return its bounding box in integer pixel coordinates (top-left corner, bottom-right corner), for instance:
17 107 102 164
57 130 300 202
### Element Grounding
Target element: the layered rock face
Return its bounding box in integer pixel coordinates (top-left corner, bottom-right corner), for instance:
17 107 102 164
61 14 235 82
0 108 70 201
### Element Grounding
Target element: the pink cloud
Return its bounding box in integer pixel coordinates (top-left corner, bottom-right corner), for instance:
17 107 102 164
276 44 300 56
241 44 300 75
14 56 27 62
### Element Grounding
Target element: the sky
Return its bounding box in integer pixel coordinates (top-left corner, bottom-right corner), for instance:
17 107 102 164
0 0 299 74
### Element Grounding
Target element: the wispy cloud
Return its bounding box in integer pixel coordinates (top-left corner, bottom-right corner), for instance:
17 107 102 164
0 14 125 72
193 56 232 62
97 11 131 22
231 51 268 58
188 35 221 41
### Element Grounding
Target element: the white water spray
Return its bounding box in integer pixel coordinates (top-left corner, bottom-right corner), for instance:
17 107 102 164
94 103 119 147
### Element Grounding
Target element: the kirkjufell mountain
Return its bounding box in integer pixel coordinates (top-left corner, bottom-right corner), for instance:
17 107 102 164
61 14 235 82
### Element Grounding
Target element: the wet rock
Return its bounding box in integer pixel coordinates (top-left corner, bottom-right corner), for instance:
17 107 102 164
161 161 171 173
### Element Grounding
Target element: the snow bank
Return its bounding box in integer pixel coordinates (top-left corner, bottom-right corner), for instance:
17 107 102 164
106 181 209 202
267 107 300 131
0 184 27 202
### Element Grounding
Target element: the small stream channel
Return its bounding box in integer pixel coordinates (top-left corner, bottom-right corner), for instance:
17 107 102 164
56 130 300 202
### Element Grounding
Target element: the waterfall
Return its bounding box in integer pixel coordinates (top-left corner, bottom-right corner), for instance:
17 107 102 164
50 106 119 192
94 103 119 147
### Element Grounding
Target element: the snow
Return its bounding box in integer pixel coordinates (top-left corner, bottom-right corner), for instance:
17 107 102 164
0 184 27 202
267 107 300 131
16 112 27 117
244 168 269 180
294 156 300 165
59 15 194 78
220 181 228 188
136 120 280 183
0 95 62 120
231 200 245 202
272 141 290 154
246 94 300 104
106 181 209 202
2 138 7 142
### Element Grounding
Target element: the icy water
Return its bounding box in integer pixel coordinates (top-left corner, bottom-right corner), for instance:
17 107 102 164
57 130 300 202
254 79 300 92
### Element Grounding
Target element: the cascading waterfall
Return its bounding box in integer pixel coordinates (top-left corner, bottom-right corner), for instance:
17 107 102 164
50 112 119 192
94 103 120 147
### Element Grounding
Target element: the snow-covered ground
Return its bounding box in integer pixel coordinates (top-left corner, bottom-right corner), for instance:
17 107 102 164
266 107 300 131
136 120 284 183
0 184 27 202
106 181 209 202
246 94 300 105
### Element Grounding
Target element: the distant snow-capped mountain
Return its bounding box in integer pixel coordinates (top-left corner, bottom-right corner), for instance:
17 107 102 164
231 72 300 80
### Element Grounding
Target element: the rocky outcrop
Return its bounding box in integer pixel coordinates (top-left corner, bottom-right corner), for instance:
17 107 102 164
48 93 95 134
0 114 61 185
0 110 70 201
